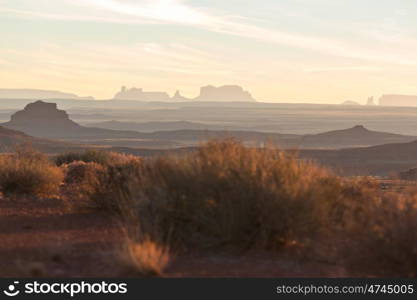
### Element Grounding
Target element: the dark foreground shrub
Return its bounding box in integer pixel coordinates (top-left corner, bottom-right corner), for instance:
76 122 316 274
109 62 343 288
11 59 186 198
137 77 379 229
338 187 417 277
115 140 347 251
0 146 64 198
82 140 417 277
55 149 136 167
60 154 142 212
61 161 106 209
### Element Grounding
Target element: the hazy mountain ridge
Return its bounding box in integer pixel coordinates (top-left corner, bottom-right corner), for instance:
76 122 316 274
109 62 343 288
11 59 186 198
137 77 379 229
2 100 417 176
300 140 417 176
0 125 82 153
85 120 243 132
0 89 94 100
2 101 416 152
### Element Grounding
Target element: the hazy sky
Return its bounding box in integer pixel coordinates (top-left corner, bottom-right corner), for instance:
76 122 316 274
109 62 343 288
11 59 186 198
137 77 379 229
1 0 417 103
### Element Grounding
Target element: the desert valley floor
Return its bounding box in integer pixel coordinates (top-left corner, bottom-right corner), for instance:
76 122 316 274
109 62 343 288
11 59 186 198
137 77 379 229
0 198 345 278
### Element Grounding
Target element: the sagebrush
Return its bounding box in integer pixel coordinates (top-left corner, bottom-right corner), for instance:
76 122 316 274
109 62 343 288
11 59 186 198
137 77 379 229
0 145 63 198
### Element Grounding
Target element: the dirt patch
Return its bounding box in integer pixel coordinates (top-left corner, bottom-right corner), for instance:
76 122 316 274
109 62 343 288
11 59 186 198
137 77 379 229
0 199 343 278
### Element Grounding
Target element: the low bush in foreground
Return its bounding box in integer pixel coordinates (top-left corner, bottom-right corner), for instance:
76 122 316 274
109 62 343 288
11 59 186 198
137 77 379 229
46 140 417 277
338 189 417 277
55 149 137 167
0 146 64 198
110 140 348 251
60 161 106 209
59 151 141 211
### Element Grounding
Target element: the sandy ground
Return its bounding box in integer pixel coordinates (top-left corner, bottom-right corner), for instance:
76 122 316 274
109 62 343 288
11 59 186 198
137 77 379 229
0 199 344 278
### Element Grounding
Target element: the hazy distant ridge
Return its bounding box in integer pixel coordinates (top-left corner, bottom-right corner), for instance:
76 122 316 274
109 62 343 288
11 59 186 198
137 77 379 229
0 89 94 100
379 94 417 107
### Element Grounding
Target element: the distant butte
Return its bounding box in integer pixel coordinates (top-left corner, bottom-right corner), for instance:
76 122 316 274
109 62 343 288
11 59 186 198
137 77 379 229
195 85 255 102
341 100 361 105
113 86 170 101
113 85 256 102
1 100 141 139
2 100 82 137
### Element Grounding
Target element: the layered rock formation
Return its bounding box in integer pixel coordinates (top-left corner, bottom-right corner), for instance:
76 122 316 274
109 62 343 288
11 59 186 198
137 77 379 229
113 86 170 101
300 125 417 149
195 85 255 102
113 85 256 102
2 101 141 139
3 101 82 137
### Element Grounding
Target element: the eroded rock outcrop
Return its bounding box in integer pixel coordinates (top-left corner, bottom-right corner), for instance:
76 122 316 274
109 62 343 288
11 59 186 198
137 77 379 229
113 86 170 101
195 85 255 102
3 101 82 137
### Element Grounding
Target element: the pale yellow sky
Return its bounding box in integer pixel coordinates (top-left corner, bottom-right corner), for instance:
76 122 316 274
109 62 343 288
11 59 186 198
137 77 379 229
2 0 417 103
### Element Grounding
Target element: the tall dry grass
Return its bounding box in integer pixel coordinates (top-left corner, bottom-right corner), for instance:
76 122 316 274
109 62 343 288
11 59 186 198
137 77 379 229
337 187 417 277
53 140 417 277
59 151 141 211
0 145 63 198
55 149 138 167
97 140 348 252
121 235 170 277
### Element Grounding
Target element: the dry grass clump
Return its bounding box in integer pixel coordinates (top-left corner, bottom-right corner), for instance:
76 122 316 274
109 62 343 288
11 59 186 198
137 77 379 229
121 236 170 277
55 149 138 167
116 139 346 251
53 140 417 277
0 145 63 198
337 186 417 277
60 152 142 212
60 161 106 209
89 160 143 213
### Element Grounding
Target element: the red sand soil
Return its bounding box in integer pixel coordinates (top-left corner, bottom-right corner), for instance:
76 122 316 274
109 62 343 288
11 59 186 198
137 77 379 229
0 199 344 278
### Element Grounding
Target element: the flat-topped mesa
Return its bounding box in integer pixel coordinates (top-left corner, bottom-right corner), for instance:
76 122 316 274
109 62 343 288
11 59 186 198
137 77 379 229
1 100 149 139
113 86 170 101
3 100 81 137
113 85 256 102
196 85 256 102
9 101 72 123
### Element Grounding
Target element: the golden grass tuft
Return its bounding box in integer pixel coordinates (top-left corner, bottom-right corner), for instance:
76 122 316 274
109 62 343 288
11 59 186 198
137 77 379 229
337 188 417 277
122 237 170 277
0 145 64 199
7 140 417 277
55 149 139 167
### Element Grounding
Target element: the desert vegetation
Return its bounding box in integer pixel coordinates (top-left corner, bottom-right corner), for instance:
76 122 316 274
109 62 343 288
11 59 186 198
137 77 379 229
1 140 417 277
0 145 63 198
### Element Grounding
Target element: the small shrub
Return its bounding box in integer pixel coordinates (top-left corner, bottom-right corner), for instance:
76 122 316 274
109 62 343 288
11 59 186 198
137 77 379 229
89 160 143 213
60 156 142 212
55 149 137 167
338 187 417 277
61 161 106 209
111 139 346 251
0 146 64 198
